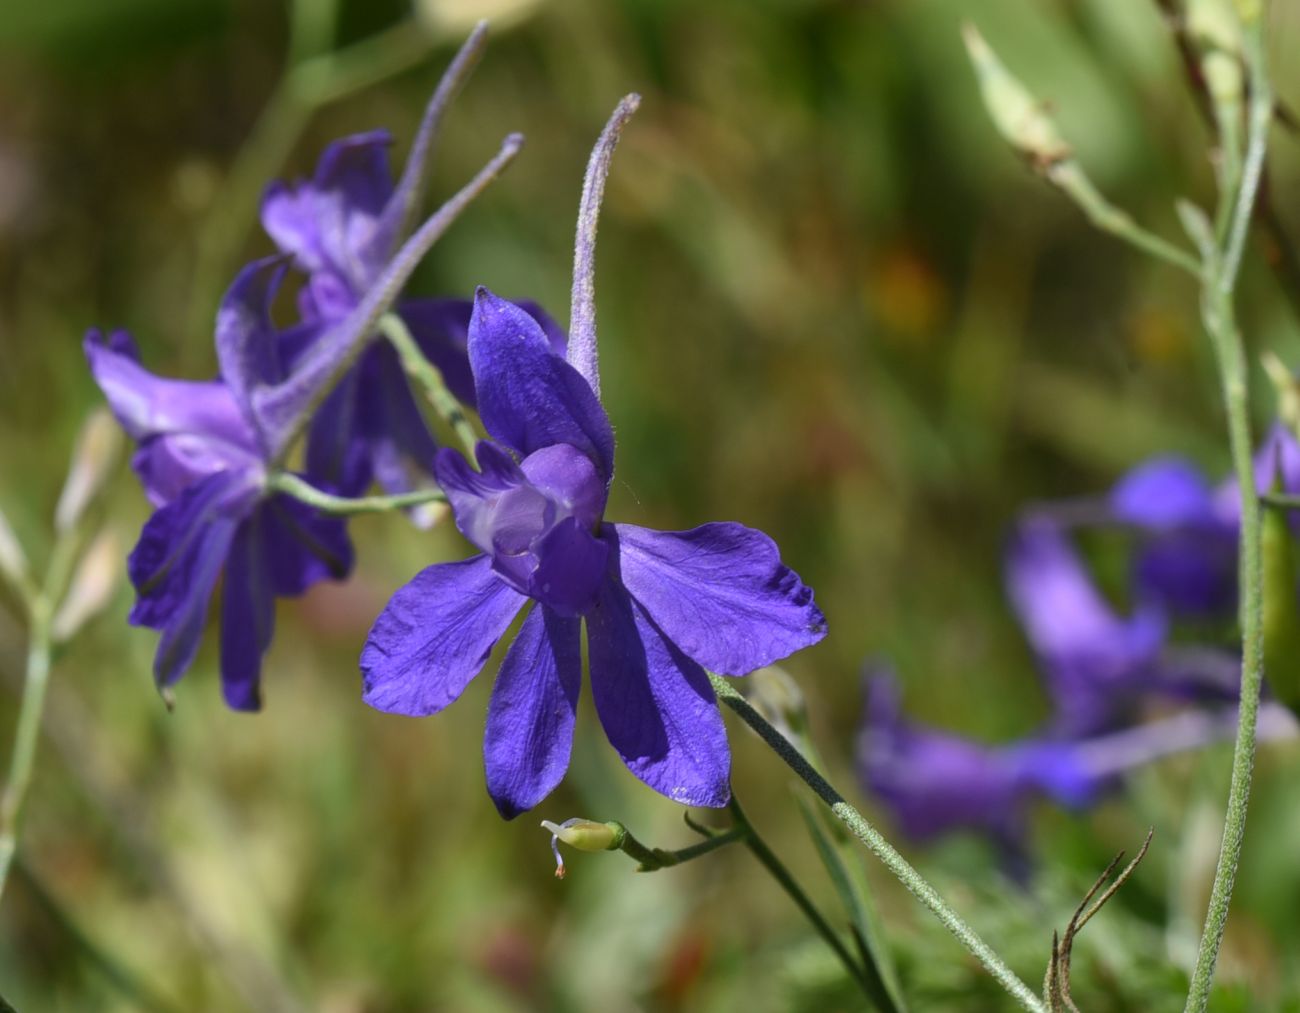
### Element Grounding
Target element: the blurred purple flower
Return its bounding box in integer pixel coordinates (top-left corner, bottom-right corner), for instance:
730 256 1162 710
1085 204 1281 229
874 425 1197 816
1005 518 1166 735
857 673 1103 860
87 259 352 710
1104 425 1300 618
361 285 827 817
858 670 1299 857
263 53 562 499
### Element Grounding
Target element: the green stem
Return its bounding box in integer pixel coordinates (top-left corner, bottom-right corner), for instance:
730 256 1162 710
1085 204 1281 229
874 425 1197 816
612 822 747 870
1046 162 1202 276
727 795 876 998
709 673 1044 1012
267 472 446 515
381 312 480 455
0 597 51 901
1184 21 1273 1013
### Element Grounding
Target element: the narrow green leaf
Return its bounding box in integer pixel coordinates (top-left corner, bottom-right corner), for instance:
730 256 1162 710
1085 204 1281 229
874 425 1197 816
796 794 908 1013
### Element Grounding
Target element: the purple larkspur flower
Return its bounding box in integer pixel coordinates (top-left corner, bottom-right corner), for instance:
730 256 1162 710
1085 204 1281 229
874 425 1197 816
1006 518 1167 735
360 97 827 817
1104 425 1300 617
857 674 1103 855
86 259 353 710
858 669 1300 855
262 25 562 499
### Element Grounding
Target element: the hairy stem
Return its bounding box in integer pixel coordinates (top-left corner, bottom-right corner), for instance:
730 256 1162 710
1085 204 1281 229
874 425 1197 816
1184 19 1274 1013
709 674 1044 1012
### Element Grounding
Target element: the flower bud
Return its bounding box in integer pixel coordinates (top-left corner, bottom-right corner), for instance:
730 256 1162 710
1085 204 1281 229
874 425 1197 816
747 665 810 743
0 504 30 595
962 23 1069 168
54 409 123 534
51 529 122 643
540 818 622 879
1188 0 1244 105
417 0 542 33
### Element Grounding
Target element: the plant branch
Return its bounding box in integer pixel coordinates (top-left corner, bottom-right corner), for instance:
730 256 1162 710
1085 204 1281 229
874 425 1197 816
266 472 446 515
380 312 479 455
708 673 1044 1012
1184 16 1274 1013
726 794 878 999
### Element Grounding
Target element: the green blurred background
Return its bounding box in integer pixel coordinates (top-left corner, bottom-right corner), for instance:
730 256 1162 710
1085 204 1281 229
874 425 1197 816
2 0 1300 1009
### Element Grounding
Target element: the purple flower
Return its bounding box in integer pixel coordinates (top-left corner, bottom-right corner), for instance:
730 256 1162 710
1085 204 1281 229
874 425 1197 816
857 674 1102 855
262 31 562 499
361 289 827 816
858 670 1300 855
1104 425 1300 617
87 259 353 710
1005 518 1166 735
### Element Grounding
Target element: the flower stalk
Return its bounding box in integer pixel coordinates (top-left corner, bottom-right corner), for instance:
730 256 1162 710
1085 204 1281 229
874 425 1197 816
266 472 447 516
380 312 480 455
1184 13 1274 1010
708 673 1045 1012
0 520 85 901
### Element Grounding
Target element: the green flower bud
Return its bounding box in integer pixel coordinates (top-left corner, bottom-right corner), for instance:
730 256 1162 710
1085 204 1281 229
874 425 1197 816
0 505 30 596
54 409 123 534
540 818 623 879
52 529 122 643
962 23 1069 168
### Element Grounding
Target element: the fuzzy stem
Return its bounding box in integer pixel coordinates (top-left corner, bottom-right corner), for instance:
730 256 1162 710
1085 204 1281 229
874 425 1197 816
1183 19 1274 1013
708 674 1044 1012
380 312 479 455
568 94 641 399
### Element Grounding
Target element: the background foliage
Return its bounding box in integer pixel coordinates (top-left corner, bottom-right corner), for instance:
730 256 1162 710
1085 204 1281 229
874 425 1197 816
2 0 1300 1009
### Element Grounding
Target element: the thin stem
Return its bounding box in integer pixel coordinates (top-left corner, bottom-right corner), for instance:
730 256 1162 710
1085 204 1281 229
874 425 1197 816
709 674 1044 1012
1184 19 1274 1013
380 313 479 455
266 471 446 515
1045 162 1202 276
0 598 51 900
612 822 747 871
727 795 875 998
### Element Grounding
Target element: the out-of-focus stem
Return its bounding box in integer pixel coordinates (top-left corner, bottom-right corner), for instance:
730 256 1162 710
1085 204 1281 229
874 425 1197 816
1046 162 1201 275
0 596 51 899
0 518 84 902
